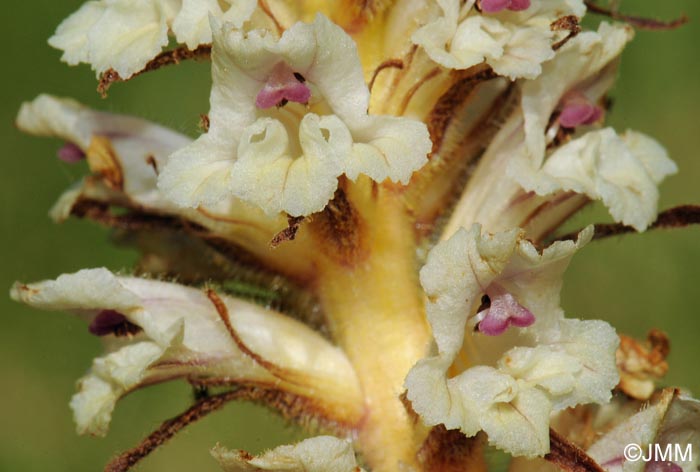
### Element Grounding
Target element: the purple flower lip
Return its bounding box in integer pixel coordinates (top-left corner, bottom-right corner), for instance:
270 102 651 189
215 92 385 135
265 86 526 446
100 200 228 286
558 93 604 129
477 287 536 336
480 0 531 13
57 142 85 163
256 64 311 109
88 309 141 337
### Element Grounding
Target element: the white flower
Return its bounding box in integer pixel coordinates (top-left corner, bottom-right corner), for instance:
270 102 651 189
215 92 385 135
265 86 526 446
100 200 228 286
16 94 324 284
16 94 190 211
412 0 586 80
15 94 294 252
158 14 431 217
511 22 677 231
529 129 676 231
48 0 257 78
172 0 257 49
213 436 365 472
445 23 676 238
10 269 363 436
405 224 619 457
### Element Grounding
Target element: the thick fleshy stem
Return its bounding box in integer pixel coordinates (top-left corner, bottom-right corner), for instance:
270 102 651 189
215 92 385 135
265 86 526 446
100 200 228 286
477 284 535 335
480 0 531 13
558 92 603 129
256 63 311 109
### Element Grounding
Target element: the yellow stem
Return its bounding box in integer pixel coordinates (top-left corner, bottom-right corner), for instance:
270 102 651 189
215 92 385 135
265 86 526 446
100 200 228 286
311 179 431 471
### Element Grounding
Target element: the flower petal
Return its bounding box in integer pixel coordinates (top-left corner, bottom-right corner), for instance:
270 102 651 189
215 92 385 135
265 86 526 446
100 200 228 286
520 22 633 162
229 115 352 216
501 318 619 410
508 20 677 231
534 128 677 231
48 1 106 67
477 378 552 456
412 0 586 79
171 0 257 49
86 0 170 78
346 115 431 185
16 94 191 209
172 0 226 49
47 0 258 78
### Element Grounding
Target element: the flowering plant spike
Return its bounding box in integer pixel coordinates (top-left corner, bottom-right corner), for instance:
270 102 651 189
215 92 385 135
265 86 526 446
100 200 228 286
11 1 700 471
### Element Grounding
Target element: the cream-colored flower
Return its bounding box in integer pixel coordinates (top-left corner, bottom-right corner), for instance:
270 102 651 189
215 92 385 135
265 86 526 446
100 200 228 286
213 436 365 472
412 0 586 80
529 129 676 231
15 93 322 284
48 0 257 78
16 94 190 211
172 0 257 49
445 23 676 238
405 224 619 456
511 23 677 231
10 269 363 436
158 14 431 217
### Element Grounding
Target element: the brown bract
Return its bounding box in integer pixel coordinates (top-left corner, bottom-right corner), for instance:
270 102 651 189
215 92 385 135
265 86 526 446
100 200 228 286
544 429 605 472
417 426 487 472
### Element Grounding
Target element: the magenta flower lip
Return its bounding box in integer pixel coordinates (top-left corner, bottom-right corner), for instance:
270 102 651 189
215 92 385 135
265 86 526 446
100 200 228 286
57 141 85 163
255 63 312 109
88 309 141 337
477 288 536 336
480 0 531 13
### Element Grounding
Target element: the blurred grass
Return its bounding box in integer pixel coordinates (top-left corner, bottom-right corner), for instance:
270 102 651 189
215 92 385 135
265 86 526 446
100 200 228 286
1 1 698 471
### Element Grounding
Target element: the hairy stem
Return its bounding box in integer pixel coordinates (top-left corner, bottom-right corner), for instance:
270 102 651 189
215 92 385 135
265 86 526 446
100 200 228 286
584 1 688 31
552 205 700 243
104 390 239 472
311 180 431 471
98 45 212 97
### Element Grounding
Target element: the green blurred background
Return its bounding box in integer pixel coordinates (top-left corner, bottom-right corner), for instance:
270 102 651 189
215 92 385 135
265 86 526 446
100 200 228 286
1 1 698 470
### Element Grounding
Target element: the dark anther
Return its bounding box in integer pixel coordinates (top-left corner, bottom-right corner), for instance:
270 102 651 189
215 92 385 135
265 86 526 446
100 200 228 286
477 294 491 312
603 96 614 112
88 309 142 337
193 385 210 401
277 98 289 108
474 295 491 331
293 72 306 83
